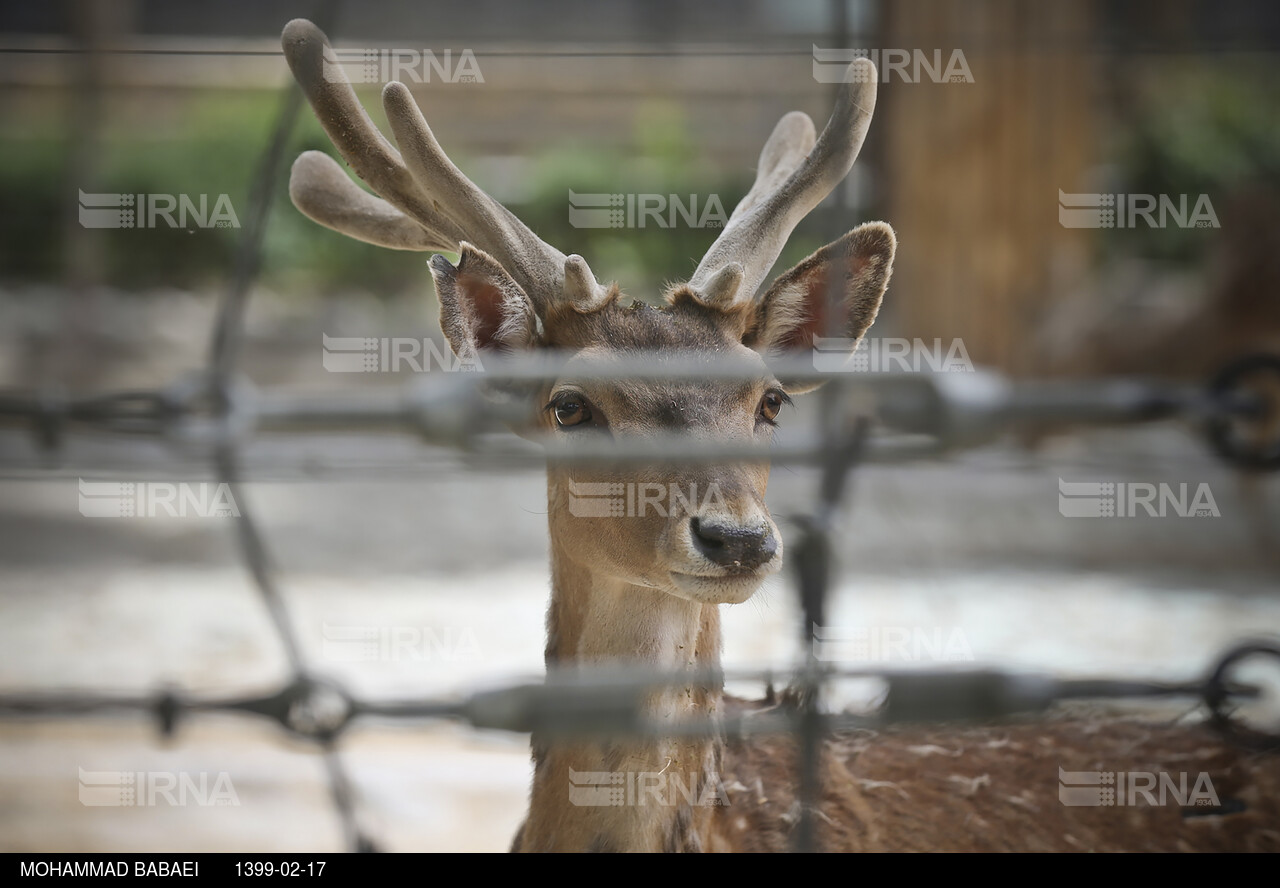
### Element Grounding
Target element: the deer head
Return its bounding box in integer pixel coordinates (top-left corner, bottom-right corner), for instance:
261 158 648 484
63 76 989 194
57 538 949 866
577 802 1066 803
282 18 894 619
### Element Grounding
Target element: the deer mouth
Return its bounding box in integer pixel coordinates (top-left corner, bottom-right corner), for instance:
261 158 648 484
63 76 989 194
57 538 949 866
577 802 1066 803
667 567 778 605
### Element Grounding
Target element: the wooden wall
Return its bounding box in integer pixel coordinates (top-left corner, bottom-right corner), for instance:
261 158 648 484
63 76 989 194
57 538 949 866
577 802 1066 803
879 0 1098 375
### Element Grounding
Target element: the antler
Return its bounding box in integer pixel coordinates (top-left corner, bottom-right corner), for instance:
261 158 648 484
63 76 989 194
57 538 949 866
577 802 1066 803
281 18 608 314
688 60 879 307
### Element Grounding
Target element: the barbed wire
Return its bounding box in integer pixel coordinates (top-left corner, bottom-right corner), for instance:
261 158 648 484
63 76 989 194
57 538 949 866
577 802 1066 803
2 354 1272 465
2 654 1269 743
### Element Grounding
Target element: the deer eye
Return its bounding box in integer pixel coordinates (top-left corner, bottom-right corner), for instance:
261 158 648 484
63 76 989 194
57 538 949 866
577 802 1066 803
757 389 790 425
548 392 593 429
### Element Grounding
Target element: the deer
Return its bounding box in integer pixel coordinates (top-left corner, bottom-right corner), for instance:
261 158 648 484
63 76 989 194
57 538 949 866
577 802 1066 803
280 20 1280 852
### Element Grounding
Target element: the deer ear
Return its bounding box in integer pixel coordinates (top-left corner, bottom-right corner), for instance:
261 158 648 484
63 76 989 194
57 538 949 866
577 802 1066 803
745 222 895 392
430 243 538 360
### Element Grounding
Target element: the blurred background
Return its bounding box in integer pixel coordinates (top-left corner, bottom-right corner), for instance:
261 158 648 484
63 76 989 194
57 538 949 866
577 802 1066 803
0 0 1278 852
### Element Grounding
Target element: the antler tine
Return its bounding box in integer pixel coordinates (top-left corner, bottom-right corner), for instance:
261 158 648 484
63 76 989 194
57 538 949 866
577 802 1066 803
688 59 878 306
727 111 817 225
282 18 605 314
282 20 458 247
289 150 454 250
379 82 606 314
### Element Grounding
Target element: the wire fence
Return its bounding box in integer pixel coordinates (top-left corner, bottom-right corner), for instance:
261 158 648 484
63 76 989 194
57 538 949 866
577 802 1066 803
3 339 1277 852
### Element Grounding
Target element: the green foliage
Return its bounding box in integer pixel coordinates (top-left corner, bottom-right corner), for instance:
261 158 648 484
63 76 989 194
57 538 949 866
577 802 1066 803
1 89 838 300
0 89 435 295
1107 61 1280 265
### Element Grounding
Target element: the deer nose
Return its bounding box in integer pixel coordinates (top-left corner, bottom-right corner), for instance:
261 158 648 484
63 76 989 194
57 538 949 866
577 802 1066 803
690 517 778 571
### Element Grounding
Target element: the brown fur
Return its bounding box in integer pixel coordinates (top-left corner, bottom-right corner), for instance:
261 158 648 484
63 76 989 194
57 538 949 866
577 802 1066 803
712 699 1280 852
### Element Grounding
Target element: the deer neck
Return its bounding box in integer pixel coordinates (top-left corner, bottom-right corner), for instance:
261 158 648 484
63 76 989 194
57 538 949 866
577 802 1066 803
514 518 726 852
